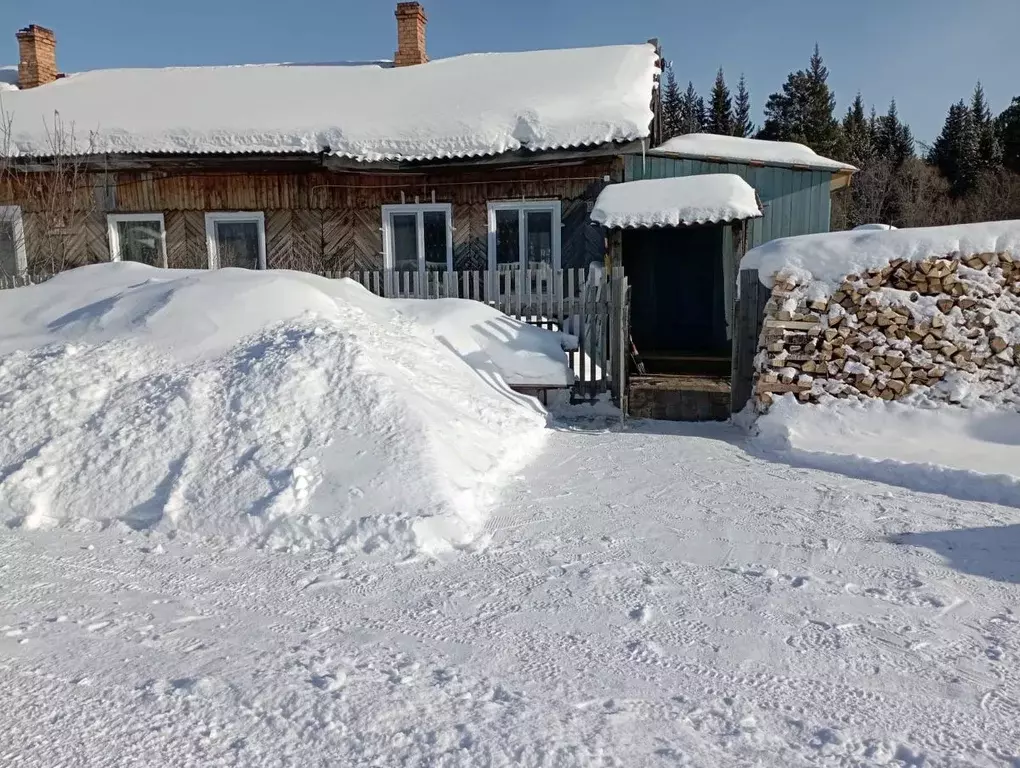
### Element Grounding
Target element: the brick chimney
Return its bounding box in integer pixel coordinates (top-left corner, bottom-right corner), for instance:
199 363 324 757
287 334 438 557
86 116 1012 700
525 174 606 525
394 3 428 67
17 24 58 89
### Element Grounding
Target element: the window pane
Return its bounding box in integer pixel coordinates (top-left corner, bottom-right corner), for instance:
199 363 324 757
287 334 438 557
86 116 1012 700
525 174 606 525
117 219 163 267
525 210 554 268
215 221 261 270
391 213 418 273
494 209 520 270
422 211 448 272
0 221 17 276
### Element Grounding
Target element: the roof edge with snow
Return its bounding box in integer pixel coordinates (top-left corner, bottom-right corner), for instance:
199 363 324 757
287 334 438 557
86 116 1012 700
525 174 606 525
2 44 661 163
591 174 763 229
646 133 857 174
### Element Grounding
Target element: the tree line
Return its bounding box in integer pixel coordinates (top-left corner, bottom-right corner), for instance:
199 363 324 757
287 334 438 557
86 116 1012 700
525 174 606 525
661 47 1020 229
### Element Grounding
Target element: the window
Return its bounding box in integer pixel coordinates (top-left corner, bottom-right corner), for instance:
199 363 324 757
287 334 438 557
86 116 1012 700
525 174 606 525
107 214 167 268
487 201 561 271
0 205 27 277
381 204 453 275
205 212 266 270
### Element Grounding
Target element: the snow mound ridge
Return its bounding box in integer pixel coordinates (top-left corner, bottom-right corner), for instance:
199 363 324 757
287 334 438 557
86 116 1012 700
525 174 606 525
752 396 1020 509
0 265 558 555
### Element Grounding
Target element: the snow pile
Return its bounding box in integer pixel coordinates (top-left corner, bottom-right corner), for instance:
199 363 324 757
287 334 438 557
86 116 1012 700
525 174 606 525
590 174 761 229
741 220 1020 293
651 133 856 172
2 45 659 160
0 264 569 554
752 395 1020 508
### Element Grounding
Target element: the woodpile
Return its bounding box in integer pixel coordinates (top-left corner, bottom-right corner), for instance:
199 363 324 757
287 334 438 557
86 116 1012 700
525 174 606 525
754 251 1020 409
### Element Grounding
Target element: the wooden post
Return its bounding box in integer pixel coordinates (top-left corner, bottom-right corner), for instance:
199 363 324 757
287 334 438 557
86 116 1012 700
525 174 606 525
731 269 769 414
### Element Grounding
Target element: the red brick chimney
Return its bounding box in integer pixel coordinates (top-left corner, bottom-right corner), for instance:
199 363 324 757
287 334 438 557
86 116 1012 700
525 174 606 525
17 24 58 89
394 3 428 67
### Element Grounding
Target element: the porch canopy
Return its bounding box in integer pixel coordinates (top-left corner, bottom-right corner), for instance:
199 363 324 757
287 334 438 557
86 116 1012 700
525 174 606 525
590 174 762 230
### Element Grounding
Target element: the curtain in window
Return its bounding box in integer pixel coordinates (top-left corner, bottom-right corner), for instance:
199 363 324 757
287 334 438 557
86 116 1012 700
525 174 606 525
117 220 163 267
215 221 261 269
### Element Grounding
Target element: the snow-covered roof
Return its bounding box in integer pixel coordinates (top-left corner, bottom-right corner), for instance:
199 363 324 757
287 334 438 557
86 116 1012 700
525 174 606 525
650 134 856 173
741 220 1020 292
591 174 762 229
1 45 659 161
0 65 18 92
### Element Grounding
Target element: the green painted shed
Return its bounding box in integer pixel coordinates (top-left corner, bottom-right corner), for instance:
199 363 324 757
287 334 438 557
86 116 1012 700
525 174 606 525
595 134 856 419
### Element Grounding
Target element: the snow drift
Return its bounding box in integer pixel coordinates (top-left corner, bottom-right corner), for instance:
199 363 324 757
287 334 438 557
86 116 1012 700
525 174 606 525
0 265 569 554
750 395 1020 508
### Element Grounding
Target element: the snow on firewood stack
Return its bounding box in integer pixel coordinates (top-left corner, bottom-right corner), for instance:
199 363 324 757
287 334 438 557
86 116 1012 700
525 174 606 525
739 221 1020 411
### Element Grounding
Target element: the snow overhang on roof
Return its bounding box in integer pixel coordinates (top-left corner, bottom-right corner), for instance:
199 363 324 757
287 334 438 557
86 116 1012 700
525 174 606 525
648 133 857 174
591 174 763 229
1 44 660 162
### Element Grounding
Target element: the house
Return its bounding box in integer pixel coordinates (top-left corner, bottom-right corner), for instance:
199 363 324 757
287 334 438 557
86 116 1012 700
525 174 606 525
591 134 856 419
0 4 663 281
0 6 858 419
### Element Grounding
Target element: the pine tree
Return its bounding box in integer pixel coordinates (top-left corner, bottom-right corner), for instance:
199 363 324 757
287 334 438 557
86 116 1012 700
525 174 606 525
971 82 1002 169
678 81 704 134
929 100 980 196
661 64 683 140
759 45 840 156
874 100 915 165
998 96 1020 174
841 93 872 166
731 74 754 137
706 68 733 135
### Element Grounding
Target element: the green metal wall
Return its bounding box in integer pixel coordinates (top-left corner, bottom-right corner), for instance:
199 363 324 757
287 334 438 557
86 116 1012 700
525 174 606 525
624 155 834 247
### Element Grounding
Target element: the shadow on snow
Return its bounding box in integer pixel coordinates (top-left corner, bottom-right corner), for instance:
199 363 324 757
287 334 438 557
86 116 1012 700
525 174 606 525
889 524 1020 585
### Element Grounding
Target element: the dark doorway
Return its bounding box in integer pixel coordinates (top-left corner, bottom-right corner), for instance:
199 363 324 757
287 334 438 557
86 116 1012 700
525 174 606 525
623 225 729 372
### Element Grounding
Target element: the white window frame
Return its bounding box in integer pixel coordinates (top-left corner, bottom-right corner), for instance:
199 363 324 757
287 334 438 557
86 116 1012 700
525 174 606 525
381 203 454 274
486 200 562 271
0 205 28 276
205 211 267 270
107 213 167 268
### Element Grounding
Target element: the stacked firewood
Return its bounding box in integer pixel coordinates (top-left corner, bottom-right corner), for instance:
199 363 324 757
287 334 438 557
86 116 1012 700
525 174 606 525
754 252 1020 408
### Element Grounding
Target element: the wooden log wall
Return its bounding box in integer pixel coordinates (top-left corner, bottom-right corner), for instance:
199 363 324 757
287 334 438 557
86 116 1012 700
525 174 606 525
2 159 619 274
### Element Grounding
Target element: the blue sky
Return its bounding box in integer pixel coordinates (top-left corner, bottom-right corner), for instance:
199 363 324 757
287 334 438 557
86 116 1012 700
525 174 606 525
4 0 1017 144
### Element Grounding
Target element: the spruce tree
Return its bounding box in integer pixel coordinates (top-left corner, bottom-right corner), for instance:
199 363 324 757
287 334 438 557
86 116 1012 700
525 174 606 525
971 82 1002 169
678 81 704 134
706 68 733 135
841 93 872 166
929 100 980 196
804 44 842 157
661 64 683 140
874 100 915 165
759 45 840 156
732 74 755 137
998 96 1020 174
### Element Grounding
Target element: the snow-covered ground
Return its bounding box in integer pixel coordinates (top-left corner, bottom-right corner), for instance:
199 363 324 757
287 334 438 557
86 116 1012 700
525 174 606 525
2 265 1019 766
0 265 571 556
2 414 1019 766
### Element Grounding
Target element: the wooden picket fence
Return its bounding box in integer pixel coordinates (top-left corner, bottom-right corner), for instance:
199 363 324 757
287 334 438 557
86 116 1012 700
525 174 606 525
0 272 54 290
1 266 631 407
325 266 630 405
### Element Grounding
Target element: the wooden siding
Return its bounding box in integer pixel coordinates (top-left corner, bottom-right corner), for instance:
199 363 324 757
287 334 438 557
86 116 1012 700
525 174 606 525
3 159 620 273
